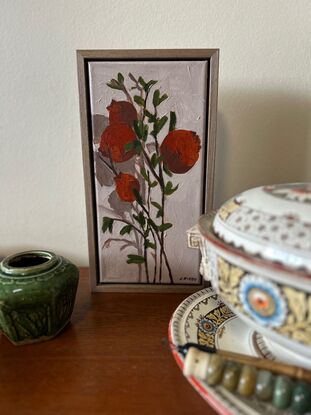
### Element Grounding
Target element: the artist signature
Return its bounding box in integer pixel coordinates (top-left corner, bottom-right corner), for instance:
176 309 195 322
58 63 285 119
179 276 198 282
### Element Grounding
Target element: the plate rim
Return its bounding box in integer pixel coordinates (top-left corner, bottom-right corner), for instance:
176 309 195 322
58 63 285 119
168 287 254 415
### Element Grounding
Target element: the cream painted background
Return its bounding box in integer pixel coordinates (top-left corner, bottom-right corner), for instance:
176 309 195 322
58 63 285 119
1 0 311 265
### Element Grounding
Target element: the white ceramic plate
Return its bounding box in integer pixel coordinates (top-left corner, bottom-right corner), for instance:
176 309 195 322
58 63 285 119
169 288 301 415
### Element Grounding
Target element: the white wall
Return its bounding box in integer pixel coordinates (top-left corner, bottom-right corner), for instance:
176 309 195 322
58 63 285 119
1 0 310 265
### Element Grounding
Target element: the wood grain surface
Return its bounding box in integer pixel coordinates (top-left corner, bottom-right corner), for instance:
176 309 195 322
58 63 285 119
0 268 216 415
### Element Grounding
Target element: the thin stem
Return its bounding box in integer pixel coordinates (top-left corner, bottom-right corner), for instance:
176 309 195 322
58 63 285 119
162 244 173 283
122 85 134 106
147 174 151 213
150 226 158 283
107 149 119 176
128 74 143 93
115 215 151 283
151 106 173 283
98 153 118 176
144 244 150 283
101 238 135 250
159 186 165 282
137 200 173 284
152 130 167 282
141 147 162 184
141 90 150 123
113 218 144 237
129 211 143 282
146 180 157 282
132 205 149 283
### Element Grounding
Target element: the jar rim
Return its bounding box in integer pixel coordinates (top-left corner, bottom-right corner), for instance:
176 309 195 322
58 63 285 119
0 250 59 277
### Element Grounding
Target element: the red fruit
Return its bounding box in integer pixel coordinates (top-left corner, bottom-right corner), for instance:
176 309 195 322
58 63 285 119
160 130 201 174
99 123 136 163
114 173 140 203
107 100 137 126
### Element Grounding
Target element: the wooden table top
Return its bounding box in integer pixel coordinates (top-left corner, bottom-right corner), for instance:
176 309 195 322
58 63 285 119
0 268 216 415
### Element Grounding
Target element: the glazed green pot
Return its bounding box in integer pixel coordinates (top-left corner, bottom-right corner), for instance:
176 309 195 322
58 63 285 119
0 250 79 345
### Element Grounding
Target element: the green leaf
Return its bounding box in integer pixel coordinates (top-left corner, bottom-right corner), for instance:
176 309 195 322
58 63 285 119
143 124 149 141
133 120 143 139
159 93 168 104
102 217 114 233
150 181 158 188
128 73 137 83
144 80 157 92
106 79 123 90
145 239 156 250
158 223 173 232
155 116 168 134
133 189 144 206
163 163 173 177
117 72 124 84
127 254 145 264
144 109 156 122
132 211 145 228
124 141 135 152
164 181 179 195
138 76 146 88
151 201 162 210
140 167 149 182
133 140 142 154
151 201 163 217
120 225 132 235
153 89 160 107
138 212 145 227
134 95 145 107
169 111 176 131
152 89 168 106
133 213 145 227
147 218 158 232
151 153 159 168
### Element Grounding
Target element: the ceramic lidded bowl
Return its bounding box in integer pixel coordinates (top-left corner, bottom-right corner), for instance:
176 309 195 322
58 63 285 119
0 250 79 345
197 183 311 360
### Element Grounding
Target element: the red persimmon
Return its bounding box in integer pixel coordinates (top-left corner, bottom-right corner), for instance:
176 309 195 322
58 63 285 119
107 100 137 126
114 173 140 203
99 123 136 163
160 130 201 174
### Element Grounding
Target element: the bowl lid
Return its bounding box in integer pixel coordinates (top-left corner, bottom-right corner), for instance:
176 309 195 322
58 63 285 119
213 183 311 272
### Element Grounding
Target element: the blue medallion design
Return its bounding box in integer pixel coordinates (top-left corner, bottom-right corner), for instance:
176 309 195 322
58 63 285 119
239 275 287 327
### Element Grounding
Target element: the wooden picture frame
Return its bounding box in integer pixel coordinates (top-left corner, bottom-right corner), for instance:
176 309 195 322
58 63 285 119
77 49 219 292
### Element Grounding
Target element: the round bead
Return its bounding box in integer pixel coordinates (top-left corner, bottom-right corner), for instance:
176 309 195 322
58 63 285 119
206 354 225 386
255 370 274 401
291 382 311 414
273 375 293 409
237 365 257 396
183 347 211 379
222 361 241 392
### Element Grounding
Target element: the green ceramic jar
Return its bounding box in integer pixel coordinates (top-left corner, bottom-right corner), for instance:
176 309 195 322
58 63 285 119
0 250 79 345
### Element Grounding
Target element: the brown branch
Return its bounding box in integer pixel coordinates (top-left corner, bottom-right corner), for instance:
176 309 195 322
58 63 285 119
98 153 118 176
137 200 173 284
112 218 144 237
141 147 162 185
122 85 134 106
129 211 143 282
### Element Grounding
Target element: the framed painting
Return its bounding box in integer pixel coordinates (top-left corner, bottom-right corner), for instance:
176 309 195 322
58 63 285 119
77 49 219 292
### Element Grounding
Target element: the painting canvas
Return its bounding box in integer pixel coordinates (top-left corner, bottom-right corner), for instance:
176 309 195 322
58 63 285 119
77 50 218 291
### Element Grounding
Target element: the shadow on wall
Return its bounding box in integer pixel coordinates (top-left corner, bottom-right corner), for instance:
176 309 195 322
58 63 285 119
214 88 311 207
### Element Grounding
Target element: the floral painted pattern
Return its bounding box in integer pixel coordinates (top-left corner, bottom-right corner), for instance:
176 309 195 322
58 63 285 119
217 199 241 221
215 255 311 346
264 183 311 204
239 276 287 327
196 304 235 348
216 205 311 254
